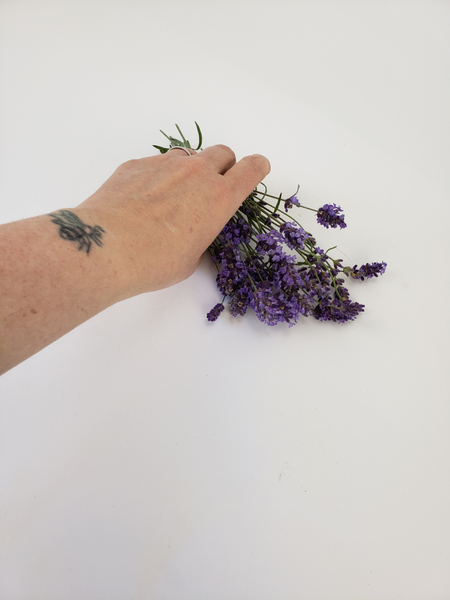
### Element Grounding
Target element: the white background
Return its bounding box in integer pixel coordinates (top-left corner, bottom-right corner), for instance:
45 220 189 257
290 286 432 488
1 1 450 598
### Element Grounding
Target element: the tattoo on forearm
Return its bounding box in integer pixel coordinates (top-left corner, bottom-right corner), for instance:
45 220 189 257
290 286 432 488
48 210 105 254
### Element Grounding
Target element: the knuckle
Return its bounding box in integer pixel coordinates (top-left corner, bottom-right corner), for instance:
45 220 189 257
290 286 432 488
215 144 236 162
180 155 206 176
120 158 139 171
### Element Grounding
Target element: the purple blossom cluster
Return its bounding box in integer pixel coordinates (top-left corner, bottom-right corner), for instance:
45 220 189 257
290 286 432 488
207 303 225 322
344 262 387 280
284 195 300 211
220 218 251 246
280 222 312 250
316 204 347 229
206 202 381 326
154 124 386 328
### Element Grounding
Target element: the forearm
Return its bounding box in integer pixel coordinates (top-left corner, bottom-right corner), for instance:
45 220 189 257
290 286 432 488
0 210 127 375
0 148 270 375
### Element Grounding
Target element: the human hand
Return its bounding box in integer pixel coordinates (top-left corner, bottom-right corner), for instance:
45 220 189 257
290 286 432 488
0 144 269 373
76 145 270 298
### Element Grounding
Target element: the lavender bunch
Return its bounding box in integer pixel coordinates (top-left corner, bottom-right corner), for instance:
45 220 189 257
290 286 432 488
154 124 386 326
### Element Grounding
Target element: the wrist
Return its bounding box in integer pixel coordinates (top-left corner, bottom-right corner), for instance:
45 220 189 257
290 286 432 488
0 211 130 374
69 205 140 302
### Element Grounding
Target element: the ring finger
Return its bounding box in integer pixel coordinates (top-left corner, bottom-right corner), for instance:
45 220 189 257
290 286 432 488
167 146 197 157
194 144 236 175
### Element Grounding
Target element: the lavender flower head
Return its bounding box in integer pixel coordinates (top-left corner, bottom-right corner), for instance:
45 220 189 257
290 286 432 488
344 262 387 280
207 303 225 322
284 195 300 211
251 283 300 327
316 204 347 229
155 123 386 328
280 222 311 250
220 218 251 246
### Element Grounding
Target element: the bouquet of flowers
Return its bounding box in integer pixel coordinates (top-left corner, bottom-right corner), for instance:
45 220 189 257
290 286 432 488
155 124 386 327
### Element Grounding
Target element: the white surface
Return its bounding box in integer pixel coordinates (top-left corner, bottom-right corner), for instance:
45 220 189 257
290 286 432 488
1 1 450 598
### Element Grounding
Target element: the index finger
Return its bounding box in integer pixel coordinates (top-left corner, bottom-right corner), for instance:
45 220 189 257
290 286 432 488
223 154 271 208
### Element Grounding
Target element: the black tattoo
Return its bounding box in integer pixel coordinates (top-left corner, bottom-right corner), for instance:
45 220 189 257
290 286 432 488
49 210 105 254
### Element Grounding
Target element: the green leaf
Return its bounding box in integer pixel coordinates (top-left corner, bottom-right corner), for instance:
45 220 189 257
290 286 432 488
175 124 189 146
194 121 203 150
153 144 169 154
274 193 282 213
159 129 172 142
158 123 203 151
160 130 183 147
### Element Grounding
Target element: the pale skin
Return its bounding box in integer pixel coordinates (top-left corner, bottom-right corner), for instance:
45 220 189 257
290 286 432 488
0 145 270 375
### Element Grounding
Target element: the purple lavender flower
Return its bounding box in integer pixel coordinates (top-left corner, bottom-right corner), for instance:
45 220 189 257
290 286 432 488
219 218 251 246
284 195 300 211
297 294 315 317
345 262 387 280
229 287 252 317
255 230 284 256
156 124 386 328
251 283 300 326
316 204 347 229
280 222 311 250
215 245 248 295
207 303 225 322
271 254 302 291
314 288 365 323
